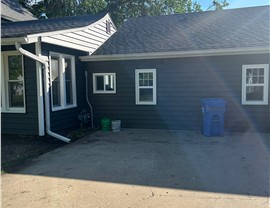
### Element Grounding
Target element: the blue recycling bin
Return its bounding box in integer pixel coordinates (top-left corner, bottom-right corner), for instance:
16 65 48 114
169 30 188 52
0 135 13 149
201 98 226 137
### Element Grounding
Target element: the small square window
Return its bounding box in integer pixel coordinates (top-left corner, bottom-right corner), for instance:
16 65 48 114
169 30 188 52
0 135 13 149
93 73 116 94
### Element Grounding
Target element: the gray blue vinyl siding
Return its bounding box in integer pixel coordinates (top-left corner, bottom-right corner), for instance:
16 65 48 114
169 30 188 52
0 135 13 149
85 53 270 133
41 43 88 132
2 43 88 136
1 44 39 135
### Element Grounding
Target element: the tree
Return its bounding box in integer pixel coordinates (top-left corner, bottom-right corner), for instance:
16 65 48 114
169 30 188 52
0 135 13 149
206 0 229 11
105 0 229 27
19 0 229 27
19 0 107 18
105 0 204 27
31 0 80 18
162 0 202 14
77 0 107 15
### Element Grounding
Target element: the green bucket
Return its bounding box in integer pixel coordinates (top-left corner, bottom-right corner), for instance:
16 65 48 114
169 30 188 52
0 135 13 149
101 118 111 131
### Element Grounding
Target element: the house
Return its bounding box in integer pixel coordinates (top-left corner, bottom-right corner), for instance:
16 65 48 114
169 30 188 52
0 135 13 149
1 0 37 22
80 6 270 133
1 13 116 142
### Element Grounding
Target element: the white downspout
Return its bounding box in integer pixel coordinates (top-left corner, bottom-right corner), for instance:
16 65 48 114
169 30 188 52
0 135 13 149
85 71 94 128
15 42 71 143
35 41 45 136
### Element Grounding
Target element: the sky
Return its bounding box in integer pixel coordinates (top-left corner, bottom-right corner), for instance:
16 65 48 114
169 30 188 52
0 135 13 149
197 0 270 10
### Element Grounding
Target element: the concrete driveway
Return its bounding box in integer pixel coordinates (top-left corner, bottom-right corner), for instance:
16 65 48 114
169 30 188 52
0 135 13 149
2 129 269 208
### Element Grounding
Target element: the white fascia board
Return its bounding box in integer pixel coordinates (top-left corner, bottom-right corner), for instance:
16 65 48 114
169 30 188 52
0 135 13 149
79 46 270 62
1 15 18 22
1 37 37 45
28 13 111 40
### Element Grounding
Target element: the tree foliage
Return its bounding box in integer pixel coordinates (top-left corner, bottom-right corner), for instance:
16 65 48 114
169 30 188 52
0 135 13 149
206 0 229 10
19 0 229 27
19 0 107 18
105 0 204 26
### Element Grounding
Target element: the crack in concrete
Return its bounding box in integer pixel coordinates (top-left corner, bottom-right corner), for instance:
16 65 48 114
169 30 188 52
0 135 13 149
149 149 156 198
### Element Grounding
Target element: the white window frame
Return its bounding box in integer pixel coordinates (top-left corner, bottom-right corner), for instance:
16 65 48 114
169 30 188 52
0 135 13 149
49 52 77 111
1 51 26 113
93 73 116 94
135 69 157 105
242 64 269 105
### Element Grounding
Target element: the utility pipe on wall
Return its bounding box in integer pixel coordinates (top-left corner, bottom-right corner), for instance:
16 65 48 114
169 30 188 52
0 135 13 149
85 71 94 129
15 42 71 143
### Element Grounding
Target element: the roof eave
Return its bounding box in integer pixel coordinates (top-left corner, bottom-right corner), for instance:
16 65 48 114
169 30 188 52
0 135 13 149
1 15 19 22
79 46 270 62
1 36 38 45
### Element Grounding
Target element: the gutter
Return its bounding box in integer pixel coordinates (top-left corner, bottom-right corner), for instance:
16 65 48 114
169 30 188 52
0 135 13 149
79 46 270 62
15 42 71 143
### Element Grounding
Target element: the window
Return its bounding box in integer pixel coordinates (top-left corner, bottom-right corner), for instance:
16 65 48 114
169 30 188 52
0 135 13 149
242 64 269 105
49 52 76 111
93 73 116 94
106 20 111 34
135 69 156 105
1 51 25 113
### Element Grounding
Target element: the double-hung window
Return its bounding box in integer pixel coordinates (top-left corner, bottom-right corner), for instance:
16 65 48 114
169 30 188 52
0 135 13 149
242 64 269 105
135 69 157 105
1 51 25 113
93 73 116 94
49 52 76 111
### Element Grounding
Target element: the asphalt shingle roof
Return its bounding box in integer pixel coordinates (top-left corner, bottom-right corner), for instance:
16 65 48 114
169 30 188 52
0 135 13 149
1 13 106 38
1 0 36 22
94 6 270 55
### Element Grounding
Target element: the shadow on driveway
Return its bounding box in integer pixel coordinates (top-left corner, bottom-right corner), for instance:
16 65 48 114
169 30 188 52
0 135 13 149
5 129 270 197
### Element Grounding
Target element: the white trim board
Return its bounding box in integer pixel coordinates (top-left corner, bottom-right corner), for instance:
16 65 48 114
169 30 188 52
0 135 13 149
80 46 270 61
1 37 31 46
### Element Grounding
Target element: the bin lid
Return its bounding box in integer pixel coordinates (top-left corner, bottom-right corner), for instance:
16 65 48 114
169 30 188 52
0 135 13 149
201 98 226 108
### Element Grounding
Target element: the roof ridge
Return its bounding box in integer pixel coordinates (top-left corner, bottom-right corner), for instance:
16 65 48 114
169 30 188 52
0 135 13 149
2 12 107 25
